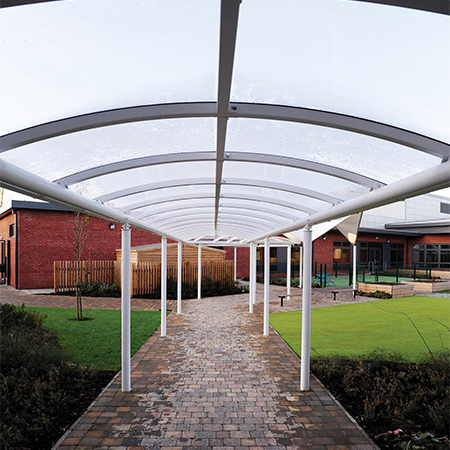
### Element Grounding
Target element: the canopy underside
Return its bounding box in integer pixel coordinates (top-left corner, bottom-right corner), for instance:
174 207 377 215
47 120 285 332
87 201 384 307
1 0 449 244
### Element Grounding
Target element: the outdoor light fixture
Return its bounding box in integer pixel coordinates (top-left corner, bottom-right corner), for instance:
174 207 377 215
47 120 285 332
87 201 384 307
322 235 327 240
109 223 116 230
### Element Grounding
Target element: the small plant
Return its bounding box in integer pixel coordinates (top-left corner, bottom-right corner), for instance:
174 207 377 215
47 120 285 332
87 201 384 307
376 429 449 450
357 289 392 299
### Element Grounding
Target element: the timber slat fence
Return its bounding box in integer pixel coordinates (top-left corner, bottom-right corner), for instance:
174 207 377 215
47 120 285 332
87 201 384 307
55 260 234 296
54 260 117 293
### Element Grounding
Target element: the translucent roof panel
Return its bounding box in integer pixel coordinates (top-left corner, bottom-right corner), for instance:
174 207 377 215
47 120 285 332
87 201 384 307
71 161 217 200
225 119 441 184
0 0 220 134
0 119 216 182
221 161 369 202
232 0 450 142
220 185 328 213
105 185 216 211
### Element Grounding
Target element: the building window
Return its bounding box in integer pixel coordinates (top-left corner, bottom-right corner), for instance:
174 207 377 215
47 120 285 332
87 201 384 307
413 243 450 269
9 224 15 238
390 243 404 265
270 248 277 264
440 202 450 214
333 241 351 263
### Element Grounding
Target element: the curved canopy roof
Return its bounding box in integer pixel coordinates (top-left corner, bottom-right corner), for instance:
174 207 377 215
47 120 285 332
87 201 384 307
1 0 449 244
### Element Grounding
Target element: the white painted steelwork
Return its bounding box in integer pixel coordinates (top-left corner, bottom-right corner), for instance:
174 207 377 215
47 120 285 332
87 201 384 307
121 224 131 392
300 226 312 391
177 241 182 314
263 237 270 336
197 245 202 300
161 236 167 337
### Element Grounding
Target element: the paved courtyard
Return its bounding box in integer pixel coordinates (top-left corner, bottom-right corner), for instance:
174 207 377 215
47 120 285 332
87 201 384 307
1 284 378 450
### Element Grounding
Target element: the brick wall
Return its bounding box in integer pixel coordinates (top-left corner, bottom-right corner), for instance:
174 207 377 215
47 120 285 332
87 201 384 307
224 246 250 279
0 211 16 287
16 210 163 289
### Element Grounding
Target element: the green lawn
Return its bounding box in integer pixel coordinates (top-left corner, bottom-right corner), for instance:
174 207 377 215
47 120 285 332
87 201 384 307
26 307 162 371
270 296 450 362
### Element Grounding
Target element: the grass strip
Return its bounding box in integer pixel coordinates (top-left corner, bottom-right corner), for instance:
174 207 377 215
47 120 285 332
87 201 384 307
269 296 450 362
26 307 162 371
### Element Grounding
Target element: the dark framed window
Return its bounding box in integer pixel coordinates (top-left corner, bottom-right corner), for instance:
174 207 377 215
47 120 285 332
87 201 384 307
413 243 450 269
9 224 15 238
333 241 351 263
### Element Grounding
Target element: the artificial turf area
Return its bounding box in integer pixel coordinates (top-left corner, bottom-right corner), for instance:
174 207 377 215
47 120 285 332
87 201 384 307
26 307 162 371
269 296 450 362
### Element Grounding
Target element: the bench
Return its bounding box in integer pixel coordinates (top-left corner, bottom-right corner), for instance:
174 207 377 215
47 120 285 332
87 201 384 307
278 293 302 306
331 289 358 301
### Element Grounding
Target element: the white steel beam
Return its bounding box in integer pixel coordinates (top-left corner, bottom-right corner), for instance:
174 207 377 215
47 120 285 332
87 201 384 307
251 161 450 241
0 159 180 240
126 193 316 215
3 103 447 160
214 0 242 228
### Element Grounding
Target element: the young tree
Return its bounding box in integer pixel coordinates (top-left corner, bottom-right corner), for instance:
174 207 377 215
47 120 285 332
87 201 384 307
66 212 91 320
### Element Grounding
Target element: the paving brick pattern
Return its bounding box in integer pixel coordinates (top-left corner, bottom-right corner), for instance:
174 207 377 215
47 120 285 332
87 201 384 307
0 285 379 450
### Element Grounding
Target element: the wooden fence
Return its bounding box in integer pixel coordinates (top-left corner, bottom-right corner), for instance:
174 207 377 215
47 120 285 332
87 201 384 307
55 260 234 297
54 260 117 293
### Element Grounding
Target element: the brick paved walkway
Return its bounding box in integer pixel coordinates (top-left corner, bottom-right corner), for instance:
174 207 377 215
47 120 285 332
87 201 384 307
1 285 378 450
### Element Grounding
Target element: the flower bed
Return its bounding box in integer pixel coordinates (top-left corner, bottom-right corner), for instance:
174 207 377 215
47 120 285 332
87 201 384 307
358 282 414 298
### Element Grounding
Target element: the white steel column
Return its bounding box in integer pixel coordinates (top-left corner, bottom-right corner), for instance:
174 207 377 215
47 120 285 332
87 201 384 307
234 247 237 281
353 244 357 290
177 241 182 314
263 237 270 336
197 245 202 299
287 245 292 297
301 226 312 391
121 223 131 392
161 236 167 337
252 244 257 305
299 246 303 288
249 244 254 313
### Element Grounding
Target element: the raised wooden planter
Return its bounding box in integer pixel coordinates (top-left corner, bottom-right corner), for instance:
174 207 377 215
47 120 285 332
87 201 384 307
402 280 450 294
358 282 414 298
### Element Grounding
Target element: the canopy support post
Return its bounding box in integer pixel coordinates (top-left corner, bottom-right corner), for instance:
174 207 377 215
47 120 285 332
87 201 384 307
197 245 202 299
234 247 237 281
121 223 131 392
249 243 254 313
287 245 292 297
299 246 303 288
301 226 312 391
263 237 270 336
177 241 182 314
161 236 167 337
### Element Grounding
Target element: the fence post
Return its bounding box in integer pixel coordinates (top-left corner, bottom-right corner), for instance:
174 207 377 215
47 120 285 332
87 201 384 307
375 265 379 282
396 263 399 283
324 263 327 288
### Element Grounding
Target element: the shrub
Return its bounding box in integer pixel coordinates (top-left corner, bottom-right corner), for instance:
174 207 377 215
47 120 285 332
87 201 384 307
79 281 121 297
357 289 392 299
311 351 450 446
0 304 115 450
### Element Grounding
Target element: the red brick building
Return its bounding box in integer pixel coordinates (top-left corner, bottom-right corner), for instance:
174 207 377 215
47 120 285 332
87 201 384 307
0 201 250 289
0 201 448 289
